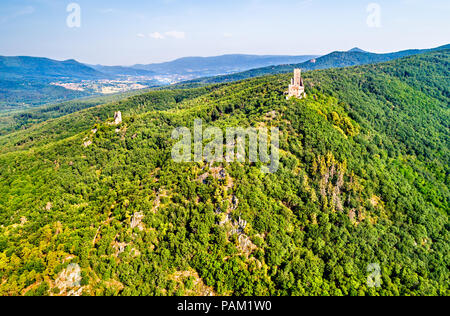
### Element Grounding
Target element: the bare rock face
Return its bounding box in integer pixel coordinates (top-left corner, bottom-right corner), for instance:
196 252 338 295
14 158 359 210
130 212 145 231
83 140 92 147
238 234 257 257
112 242 128 257
231 195 239 210
114 111 122 125
54 263 82 296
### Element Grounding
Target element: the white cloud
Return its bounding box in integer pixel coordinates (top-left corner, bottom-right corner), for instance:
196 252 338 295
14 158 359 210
100 8 116 14
145 31 186 40
149 32 165 39
223 32 233 38
17 6 35 16
165 31 186 39
1 5 35 24
137 33 146 38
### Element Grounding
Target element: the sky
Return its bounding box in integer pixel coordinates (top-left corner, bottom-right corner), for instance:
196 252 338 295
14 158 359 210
0 0 449 65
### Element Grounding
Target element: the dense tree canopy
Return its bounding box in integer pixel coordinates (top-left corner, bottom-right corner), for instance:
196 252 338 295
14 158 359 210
0 50 448 296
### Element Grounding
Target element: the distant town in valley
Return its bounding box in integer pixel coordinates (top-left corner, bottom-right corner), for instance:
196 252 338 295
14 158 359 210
51 80 150 95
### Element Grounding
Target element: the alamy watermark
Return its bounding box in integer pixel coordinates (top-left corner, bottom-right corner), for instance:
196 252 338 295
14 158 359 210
66 3 81 28
171 119 279 174
367 263 381 288
367 3 382 28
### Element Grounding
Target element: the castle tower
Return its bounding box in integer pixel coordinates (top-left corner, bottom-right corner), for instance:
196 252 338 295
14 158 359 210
293 69 302 86
286 69 305 99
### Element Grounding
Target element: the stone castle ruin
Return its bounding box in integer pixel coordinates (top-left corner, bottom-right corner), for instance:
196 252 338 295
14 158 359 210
114 111 122 125
286 69 306 99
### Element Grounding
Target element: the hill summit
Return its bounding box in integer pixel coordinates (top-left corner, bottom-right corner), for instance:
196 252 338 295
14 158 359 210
347 47 368 53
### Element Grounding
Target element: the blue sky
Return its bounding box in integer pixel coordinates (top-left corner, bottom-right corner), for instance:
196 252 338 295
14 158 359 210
0 0 449 65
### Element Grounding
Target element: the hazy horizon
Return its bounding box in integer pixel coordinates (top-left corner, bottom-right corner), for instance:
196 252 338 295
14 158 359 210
1 42 449 67
1 0 449 65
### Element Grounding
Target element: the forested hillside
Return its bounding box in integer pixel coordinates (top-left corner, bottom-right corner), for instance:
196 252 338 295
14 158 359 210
0 86 221 154
0 79 94 110
0 56 105 81
0 50 448 296
0 87 177 136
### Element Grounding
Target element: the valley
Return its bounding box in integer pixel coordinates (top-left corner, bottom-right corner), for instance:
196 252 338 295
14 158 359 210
0 54 317 110
50 80 150 95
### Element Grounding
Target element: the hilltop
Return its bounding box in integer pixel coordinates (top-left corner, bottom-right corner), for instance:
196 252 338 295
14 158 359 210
348 47 367 53
0 56 104 81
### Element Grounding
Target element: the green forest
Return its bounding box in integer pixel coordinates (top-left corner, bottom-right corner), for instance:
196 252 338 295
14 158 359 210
0 50 448 296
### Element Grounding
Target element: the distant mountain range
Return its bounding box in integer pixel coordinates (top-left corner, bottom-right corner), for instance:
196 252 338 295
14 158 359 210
84 55 318 79
131 54 319 77
3 45 449 84
182 44 450 85
0 54 318 108
0 44 448 108
87 65 157 77
0 56 104 81
0 54 321 82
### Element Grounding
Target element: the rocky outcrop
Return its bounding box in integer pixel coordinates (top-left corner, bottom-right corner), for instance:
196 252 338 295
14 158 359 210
54 263 82 296
83 140 92 147
112 242 128 257
114 111 122 125
130 212 145 231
